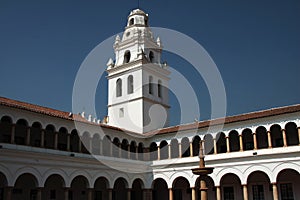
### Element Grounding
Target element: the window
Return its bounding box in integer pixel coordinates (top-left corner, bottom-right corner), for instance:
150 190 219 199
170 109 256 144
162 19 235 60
280 183 294 200
129 18 134 25
252 185 264 200
119 108 124 118
124 51 131 63
149 51 154 63
158 80 162 98
223 187 234 200
116 78 122 97
127 75 134 94
149 76 153 94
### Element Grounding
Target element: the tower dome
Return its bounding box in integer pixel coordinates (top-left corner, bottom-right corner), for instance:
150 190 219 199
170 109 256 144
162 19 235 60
127 9 149 27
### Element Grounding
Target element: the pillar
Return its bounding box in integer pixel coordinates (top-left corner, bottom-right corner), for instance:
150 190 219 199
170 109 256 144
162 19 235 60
298 127 300 145
201 140 205 155
190 142 193 157
253 132 257 150
54 132 58 150
40 129 45 147
108 189 113 200
100 140 103 155
64 188 69 200
127 189 131 200
191 187 196 200
118 143 121 158
157 146 161 160
67 134 71 151
272 183 279 200
135 145 139 160
168 144 171 159
216 186 221 200
179 143 182 158
26 127 30 145
239 134 243 151
267 131 272 148
10 125 15 144
226 136 230 153
242 185 248 200
5 186 12 200
87 188 93 200
143 189 153 200
282 129 287 147
200 179 208 200
169 188 173 200
78 137 82 153
213 138 217 154
128 145 131 159
36 187 42 200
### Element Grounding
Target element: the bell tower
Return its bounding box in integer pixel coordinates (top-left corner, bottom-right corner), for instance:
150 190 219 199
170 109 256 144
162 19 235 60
106 9 170 133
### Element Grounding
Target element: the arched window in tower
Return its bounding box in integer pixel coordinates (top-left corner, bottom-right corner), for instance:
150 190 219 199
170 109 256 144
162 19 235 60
123 51 131 64
127 75 134 94
158 80 162 98
116 78 122 97
149 51 154 63
129 18 134 26
149 76 153 94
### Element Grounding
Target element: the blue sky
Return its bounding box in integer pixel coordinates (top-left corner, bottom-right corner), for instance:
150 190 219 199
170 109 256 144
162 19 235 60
0 0 300 126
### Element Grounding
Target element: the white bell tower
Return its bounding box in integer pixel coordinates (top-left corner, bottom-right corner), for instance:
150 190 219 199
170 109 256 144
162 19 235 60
106 9 170 133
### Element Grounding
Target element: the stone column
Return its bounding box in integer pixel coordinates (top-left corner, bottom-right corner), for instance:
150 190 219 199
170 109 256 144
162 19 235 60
64 188 69 200
40 129 45 147
127 189 131 200
216 186 221 200
118 143 121 158
200 179 208 200
143 189 153 200
67 134 71 151
226 136 230 153
253 132 257 150
272 183 279 200
127 145 131 159
201 140 205 155
100 140 103 155
169 188 173 200
54 132 58 150
190 142 193 157
213 138 217 154
178 143 182 158
282 129 287 147
87 188 93 200
242 185 248 200
168 144 171 159
78 137 82 153
5 186 13 200
36 187 42 200
26 127 31 145
10 125 15 144
239 134 243 151
267 131 272 148
191 187 196 200
157 146 161 160
135 146 139 160
108 189 113 200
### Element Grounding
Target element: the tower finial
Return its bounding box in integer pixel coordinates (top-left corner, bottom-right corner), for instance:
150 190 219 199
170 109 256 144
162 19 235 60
137 0 140 9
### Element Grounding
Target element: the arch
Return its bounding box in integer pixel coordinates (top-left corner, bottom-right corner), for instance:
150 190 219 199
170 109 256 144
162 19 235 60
158 79 162 98
149 76 153 94
1 115 12 124
273 162 300 179
121 139 129 159
123 50 131 64
129 18 134 26
81 131 91 154
160 140 168 160
129 141 137 159
215 167 244 186
0 116 13 143
70 129 80 153
132 178 144 200
94 177 109 200
0 171 8 197
270 124 283 148
192 136 200 156
138 142 144 161
30 122 42 147
244 165 273 184
172 176 191 200
204 134 214 155
15 119 28 145
195 176 215 200
13 167 42 187
220 173 242 200
70 175 89 200
171 139 179 158
285 122 299 146
127 75 134 94
216 132 226 153
102 135 111 157
181 137 190 157
92 134 101 155
116 78 122 97
276 168 300 200
229 130 240 152
57 127 68 151
150 142 158 160
112 137 120 158
152 178 168 200
256 126 268 149
242 128 254 151
247 171 272 200
41 168 68 187
45 124 55 149
43 174 66 200
113 177 129 200
12 173 39 200
149 51 154 63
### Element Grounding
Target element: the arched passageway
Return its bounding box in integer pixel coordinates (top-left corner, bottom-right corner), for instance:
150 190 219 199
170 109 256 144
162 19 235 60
113 178 128 200
0 172 8 200
195 176 216 200
43 174 65 200
247 171 272 200
70 176 89 200
173 177 191 200
0 116 12 143
94 177 109 200
152 178 168 200
277 169 300 200
204 134 214 155
220 173 242 200
12 173 38 200
131 179 143 200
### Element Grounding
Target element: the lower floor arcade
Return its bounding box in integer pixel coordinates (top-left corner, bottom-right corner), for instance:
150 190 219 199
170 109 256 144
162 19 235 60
0 168 299 200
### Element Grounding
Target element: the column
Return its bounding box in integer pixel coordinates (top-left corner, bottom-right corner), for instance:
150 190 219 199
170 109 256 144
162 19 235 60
213 138 217 154
5 186 13 200
127 189 131 200
135 146 139 160
78 137 82 153
26 127 31 145
108 189 113 200
64 188 69 200
200 179 208 200
128 145 131 159
242 185 248 200
100 140 103 155
169 188 173 200
36 187 42 200
201 140 205 155
267 131 272 148
67 134 71 151
239 134 243 151
190 142 193 157
40 129 45 147
10 124 15 144
168 144 171 159
118 143 121 158
216 186 221 200
226 136 230 153
253 132 257 150
272 183 279 200
298 127 300 145
54 132 58 150
191 187 196 200
282 129 287 147
87 188 93 200
178 143 182 158
143 189 153 200
157 146 161 160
